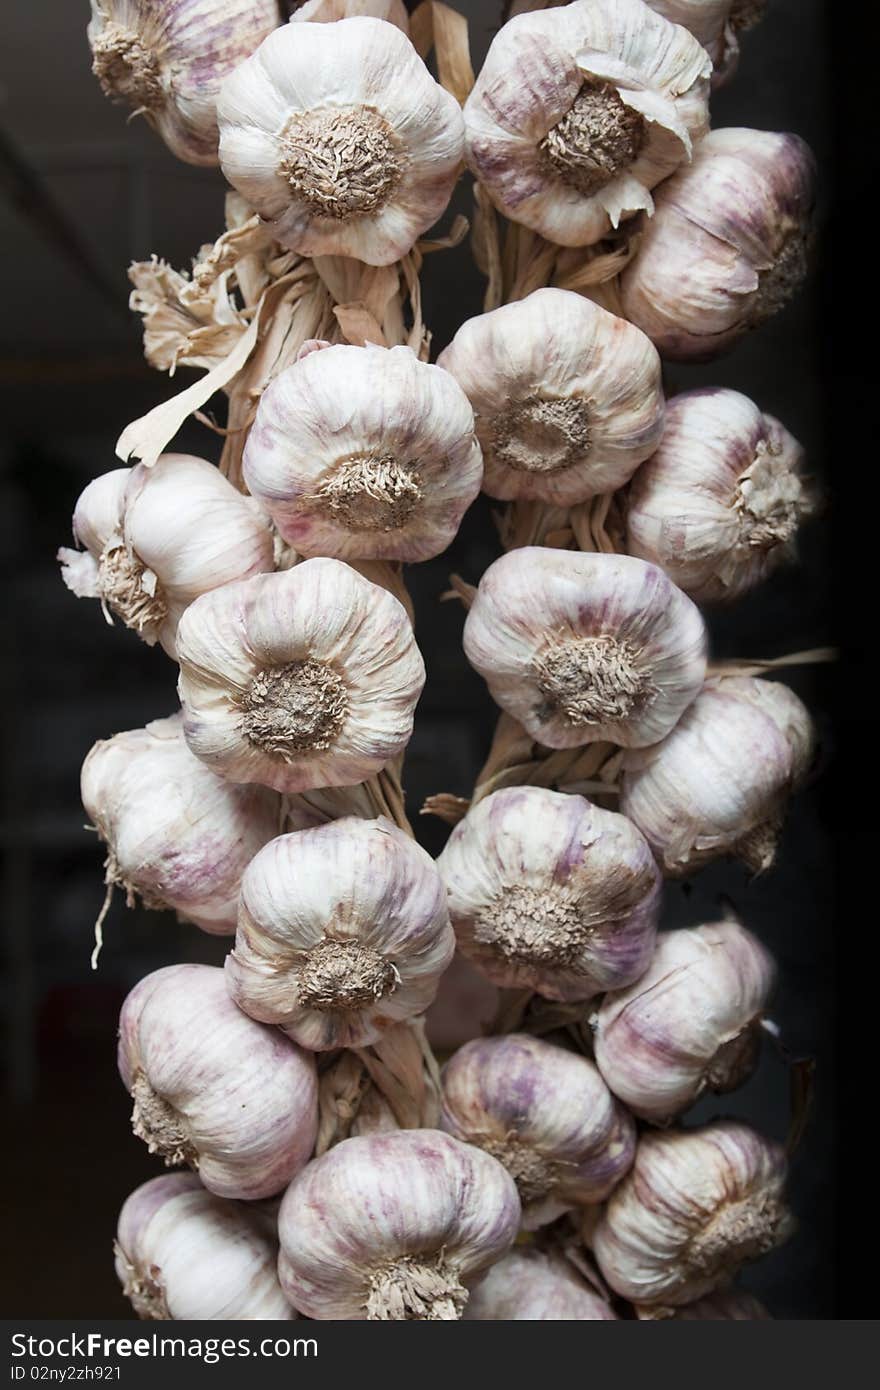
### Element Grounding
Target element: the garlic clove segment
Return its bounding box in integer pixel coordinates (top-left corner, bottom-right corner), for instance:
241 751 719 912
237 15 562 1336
115 1173 295 1319
118 964 318 1200
464 1247 617 1320
277 1129 521 1319
176 559 425 793
243 344 483 562
217 17 465 266
463 548 708 750
437 786 661 1002
440 1033 635 1228
436 289 664 505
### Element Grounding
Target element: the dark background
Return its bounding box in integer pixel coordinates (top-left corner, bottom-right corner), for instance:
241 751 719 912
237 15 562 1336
0 0 854 1319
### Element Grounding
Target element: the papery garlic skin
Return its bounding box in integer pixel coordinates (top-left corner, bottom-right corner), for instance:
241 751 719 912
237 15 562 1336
436 290 663 505
437 787 661 1002
463 548 707 750
644 2 745 84
119 964 318 1200
441 1034 635 1228
277 1129 521 1319
594 920 776 1122
228 817 455 1051
176 559 425 793
243 345 482 562
217 18 464 266
115 1173 295 1320
620 128 816 361
627 388 812 603
668 1288 770 1319
593 1122 793 1311
464 1248 617 1320
292 0 409 28
620 675 815 876
58 454 274 658
463 0 711 248
87 0 280 166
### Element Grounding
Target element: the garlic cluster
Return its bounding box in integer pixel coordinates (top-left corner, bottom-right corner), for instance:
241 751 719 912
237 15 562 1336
593 1121 793 1312
58 454 274 658
437 787 661 1001
620 128 816 360
464 1248 617 1321
594 919 776 1122
115 1173 294 1320
217 17 464 266
621 675 815 876
242 344 482 562
88 0 280 166
176 559 425 793
441 1034 635 1227
277 1129 520 1319
464 0 711 247
627 388 813 602
228 816 455 1050
436 289 664 505
119 964 318 1199
463 548 708 750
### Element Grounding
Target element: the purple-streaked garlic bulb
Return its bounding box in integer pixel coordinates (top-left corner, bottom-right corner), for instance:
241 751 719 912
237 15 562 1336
436 289 664 506
277 1129 521 1319
667 1288 771 1319
620 128 816 361
645 2 764 86
437 787 661 1001
115 1173 294 1320
227 817 455 1051
593 920 776 1123
620 675 816 876
118 964 318 1200
465 1247 617 1320
440 1034 635 1228
463 549 708 750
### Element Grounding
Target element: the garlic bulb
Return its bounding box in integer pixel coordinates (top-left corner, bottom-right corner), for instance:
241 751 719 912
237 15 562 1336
217 17 464 266
242 344 482 562
277 1129 521 1319
58 454 274 658
593 1121 793 1311
228 816 455 1050
87 0 280 166
620 675 815 876
463 548 708 750
119 964 318 1199
115 1173 294 1319
440 1034 635 1227
436 289 663 505
620 128 816 360
593 920 776 1122
668 1288 770 1319
644 2 746 84
176 559 425 793
81 713 286 936
437 787 661 1001
464 1248 617 1320
463 0 711 248
627 388 813 602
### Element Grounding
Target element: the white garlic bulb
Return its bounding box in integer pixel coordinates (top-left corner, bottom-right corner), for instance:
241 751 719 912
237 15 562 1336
119 964 318 1200
464 1248 617 1320
115 1173 294 1320
463 548 708 750
277 1129 521 1319
668 1288 770 1319
176 559 425 793
440 1034 635 1228
437 787 661 1001
620 675 815 876
627 388 813 603
228 816 455 1050
87 0 280 166
593 920 776 1122
217 17 464 266
242 344 483 562
593 1121 793 1311
58 454 274 658
620 128 816 360
464 0 711 248
436 289 664 505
